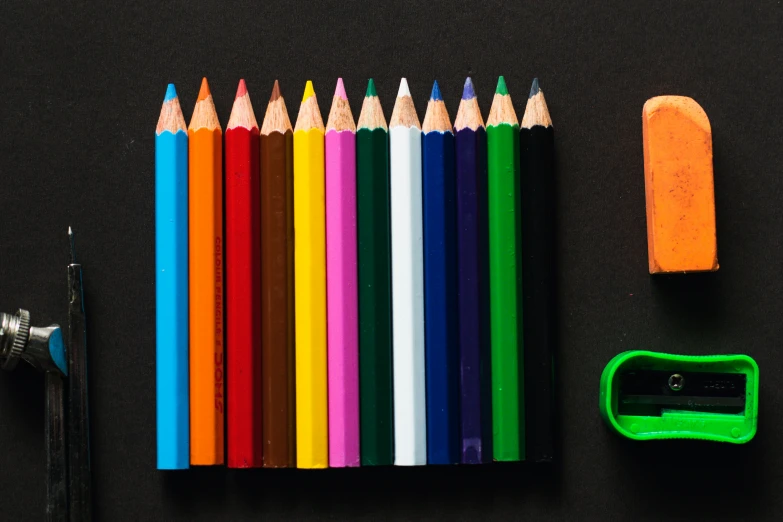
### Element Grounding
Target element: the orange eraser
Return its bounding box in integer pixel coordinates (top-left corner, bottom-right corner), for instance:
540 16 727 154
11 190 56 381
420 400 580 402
642 96 718 274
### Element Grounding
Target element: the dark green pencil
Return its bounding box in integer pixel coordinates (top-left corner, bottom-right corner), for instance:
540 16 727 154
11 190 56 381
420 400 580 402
357 79 394 465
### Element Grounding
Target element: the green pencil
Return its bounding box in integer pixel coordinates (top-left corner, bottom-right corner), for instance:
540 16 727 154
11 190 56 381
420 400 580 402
487 76 524 461
357 79 394 465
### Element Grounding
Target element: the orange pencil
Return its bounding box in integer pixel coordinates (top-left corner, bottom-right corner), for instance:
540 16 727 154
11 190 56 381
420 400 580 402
188 77 224 465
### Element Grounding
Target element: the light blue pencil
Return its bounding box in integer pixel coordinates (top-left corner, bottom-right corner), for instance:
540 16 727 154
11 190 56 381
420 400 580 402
156 84 189 469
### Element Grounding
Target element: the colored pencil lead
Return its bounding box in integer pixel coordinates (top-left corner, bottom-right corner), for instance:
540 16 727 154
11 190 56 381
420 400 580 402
365 78 377 97
270 79 281 102
529 77 540 98
235 78 248 99
198 77 211 101
462 77 476 100
430 80 443 101
495 75 509 95
302 80 316 102
164 83 178 102
334 77 348 100
397 77 411 98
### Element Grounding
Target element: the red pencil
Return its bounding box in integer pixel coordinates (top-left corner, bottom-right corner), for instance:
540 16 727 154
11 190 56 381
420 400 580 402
226 79 262 468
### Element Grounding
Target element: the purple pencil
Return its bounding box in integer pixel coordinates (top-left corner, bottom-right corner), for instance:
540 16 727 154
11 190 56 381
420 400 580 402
326 78 360 467
454 78 492 463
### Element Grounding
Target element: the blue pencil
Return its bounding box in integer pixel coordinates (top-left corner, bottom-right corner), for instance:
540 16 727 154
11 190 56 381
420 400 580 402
421 81 459 464
155 84 189 470
454 78 492 463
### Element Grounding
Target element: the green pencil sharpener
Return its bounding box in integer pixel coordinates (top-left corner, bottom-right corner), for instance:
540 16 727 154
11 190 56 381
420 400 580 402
599 351 758 444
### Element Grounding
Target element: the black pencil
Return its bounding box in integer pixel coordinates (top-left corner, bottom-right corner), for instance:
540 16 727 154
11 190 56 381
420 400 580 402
520 78 555 463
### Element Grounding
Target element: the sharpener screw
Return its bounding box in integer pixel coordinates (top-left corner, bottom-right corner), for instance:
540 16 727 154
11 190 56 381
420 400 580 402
668 373 685 391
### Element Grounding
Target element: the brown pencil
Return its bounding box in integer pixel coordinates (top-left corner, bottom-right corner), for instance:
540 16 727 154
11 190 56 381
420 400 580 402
260 80 295 467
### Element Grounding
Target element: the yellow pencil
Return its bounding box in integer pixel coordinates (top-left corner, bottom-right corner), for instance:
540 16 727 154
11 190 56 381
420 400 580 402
294 81 328 468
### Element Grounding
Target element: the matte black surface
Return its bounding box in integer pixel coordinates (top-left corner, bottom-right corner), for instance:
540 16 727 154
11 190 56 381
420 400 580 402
1 1 782 520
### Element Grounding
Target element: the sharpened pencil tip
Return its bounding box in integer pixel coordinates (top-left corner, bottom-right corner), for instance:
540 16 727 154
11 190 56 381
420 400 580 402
496 76 508 96
236 79 248 99
462 77 476 100
270 80 281 102
164 83 177 102
334 78 347 100
302 81 315 102
529 78 540 98
397 78 411 98
430 80 442 101
365 78 377 97
197 77 211 101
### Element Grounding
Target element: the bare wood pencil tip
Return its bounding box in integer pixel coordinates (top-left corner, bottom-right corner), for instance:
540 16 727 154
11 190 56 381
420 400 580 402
521 78 552 129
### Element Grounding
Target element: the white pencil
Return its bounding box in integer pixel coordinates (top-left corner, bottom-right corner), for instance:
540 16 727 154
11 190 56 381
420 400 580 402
389 78 426 465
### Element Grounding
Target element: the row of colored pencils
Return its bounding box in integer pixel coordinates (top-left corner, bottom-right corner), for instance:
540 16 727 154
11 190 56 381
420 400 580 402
155 76 554 469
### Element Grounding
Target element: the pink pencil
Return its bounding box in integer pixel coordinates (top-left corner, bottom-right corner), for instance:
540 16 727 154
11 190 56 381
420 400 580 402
325 78 359 467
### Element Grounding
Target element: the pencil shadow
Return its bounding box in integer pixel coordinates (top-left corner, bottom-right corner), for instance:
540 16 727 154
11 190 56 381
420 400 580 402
82 276 100 519
650 272 724 329
230 462 561 517
0 363 45 431
162 468 227 516
604 417 769 518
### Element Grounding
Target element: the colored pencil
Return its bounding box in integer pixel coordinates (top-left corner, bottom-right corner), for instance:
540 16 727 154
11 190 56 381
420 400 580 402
188 77 224 465
454 77 492 464
155 84 189 470
68 230 91 522
293 81 328 469
226 79 262 468
356 79 394 466
487 76 524 461
325 78 359 468
260 80 295 468
520 78 555 463
390 78 426 466
421 80 459 465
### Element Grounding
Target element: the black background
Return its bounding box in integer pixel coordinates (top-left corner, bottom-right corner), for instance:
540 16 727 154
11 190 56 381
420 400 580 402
1 1 782 520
